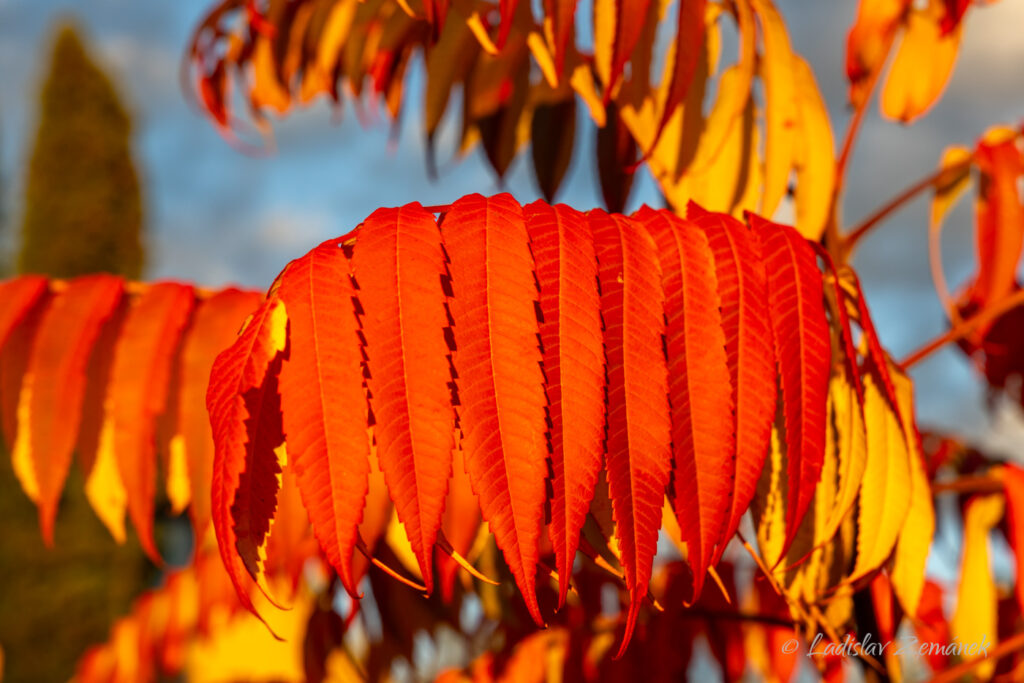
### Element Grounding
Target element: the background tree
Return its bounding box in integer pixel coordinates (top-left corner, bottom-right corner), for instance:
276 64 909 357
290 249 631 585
17 22 144 279
0 21 151 683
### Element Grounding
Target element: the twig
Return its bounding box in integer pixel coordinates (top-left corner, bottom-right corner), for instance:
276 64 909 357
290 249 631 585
827 29 899 253
932 472 1004 495
842 155 974 253
899 288 1024 369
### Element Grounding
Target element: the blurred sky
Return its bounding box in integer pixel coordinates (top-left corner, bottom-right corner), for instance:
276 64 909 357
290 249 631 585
0 0 1023 451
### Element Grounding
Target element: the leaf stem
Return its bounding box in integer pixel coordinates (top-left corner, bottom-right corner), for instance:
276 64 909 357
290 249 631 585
842 155 974 254
899 288 1024 369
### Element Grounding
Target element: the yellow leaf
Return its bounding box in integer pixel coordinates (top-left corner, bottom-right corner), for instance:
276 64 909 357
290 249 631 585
84 409 128 543
845 0 907 107
951 494 1004 681
752 0 798 218
792 56 836 241
890 372 935 616
753 412 788 569
821 372 867 542
11 374 39 501
929 145 973 316
851 371 912 580
881 0 963 123
386 509 425 581
300 0 359 103
686 0 756 175
250 34 292 114
167 434 191 515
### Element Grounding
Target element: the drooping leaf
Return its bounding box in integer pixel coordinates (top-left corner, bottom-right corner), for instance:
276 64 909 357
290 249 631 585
590 208 672 654
687 205 775 565
13 275 124 543
951 494 1004 681
543 0 578 79
353 203 455 593
850 370 912 580
1003 465 1024 615
970 127 1024 308
277 240 372 600
846 0 908 107
636 207 732 598
524 200 604 607
109 282 196 560
208 295 289 616
593 0 653 103
750 213 831 555
530 96 576 202
752 0 796 219
177 289 263 539
0 275 49 450
597 103 637 213
890 371 935 616
648 0 705 154
791 56 836 242
441 193 549 625
880 0 962 123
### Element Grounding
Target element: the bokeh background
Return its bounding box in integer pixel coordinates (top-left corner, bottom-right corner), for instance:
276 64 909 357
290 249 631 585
0 0 1022 679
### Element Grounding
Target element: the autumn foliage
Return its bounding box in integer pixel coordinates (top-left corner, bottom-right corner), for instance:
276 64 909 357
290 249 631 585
2 0 1024 681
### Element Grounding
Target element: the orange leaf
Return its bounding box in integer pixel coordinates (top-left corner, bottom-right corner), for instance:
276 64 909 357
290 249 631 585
524 200 605 607
971 129 1024 308
543 0 578 79
176 289 263 539
109 283 196 560
846 0 908 106
749 214 831 556
442 193 548 626
0 276 49 450
208 295 288 618
353 203 455 593
277 240 371 600
687 204 775 566
636 207 733 600
15 275 124 542
880 0 962 123
590 208 671 655
1004 465 1024 615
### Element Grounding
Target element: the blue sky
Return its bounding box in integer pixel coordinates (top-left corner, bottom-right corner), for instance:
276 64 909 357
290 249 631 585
1 0 1023 450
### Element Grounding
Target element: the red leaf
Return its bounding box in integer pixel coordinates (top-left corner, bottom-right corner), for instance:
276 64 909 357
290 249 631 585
637 207 733 599
650 0 706 152
0 276 49 450
208 294 288 617
971 134 1024 308
0 276 48 352
687 204 775 565
1004 465 1024 614
598 0 653 103
590 208 672 655
353 204 455 593
442 193 548 626
277 239 371 600
438 430 481 602
498 0 520 49
110 283 196 561
19 275 124 542
524 200 605 607
177 289 262 539
544 0 578 78
749 213 831 556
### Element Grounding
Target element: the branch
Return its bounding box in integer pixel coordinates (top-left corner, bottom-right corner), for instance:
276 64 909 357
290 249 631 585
827 31 899 252
842 155 974 253
929 630 1024 683
932 472 1004 495
899 288 1024 369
